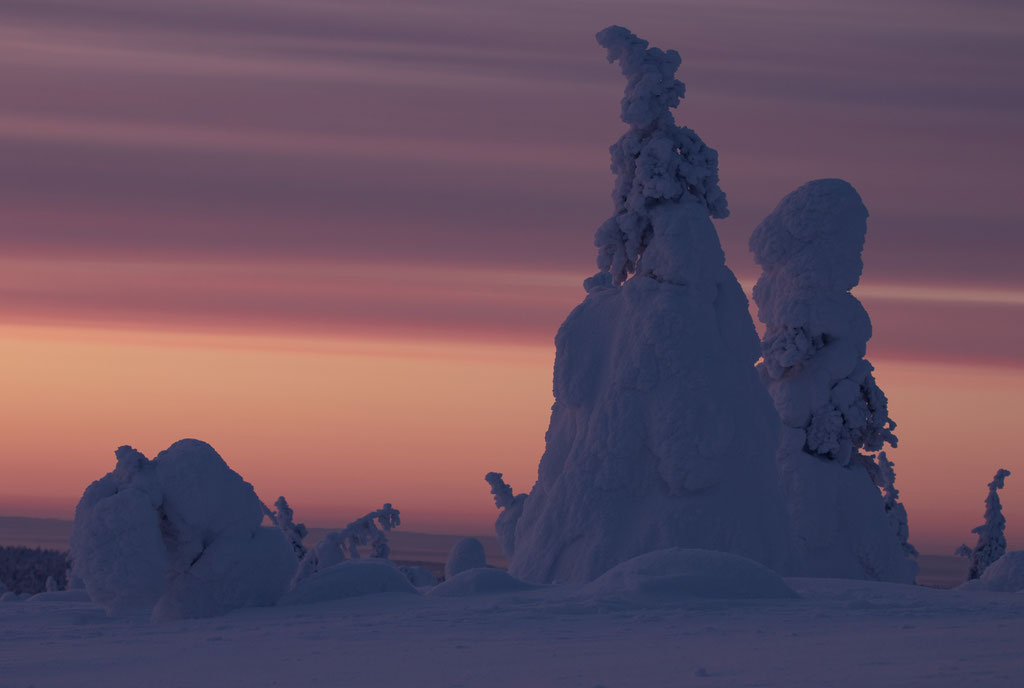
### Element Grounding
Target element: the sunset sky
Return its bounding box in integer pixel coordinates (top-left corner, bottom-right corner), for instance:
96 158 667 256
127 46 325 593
1 0 1021 553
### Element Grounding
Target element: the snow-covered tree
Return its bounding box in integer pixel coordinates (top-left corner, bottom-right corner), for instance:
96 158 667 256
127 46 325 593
509 27 794 584
264 496 309 559
70 440 297 619
958 469 1011 580
293 504 401 586
750 179 916 582
484 472 526 559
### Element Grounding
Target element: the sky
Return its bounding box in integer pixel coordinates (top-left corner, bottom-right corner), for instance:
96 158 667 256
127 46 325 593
1 0 1022 553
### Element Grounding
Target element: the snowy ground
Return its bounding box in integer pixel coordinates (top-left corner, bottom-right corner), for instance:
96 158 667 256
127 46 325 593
2 577 1021 688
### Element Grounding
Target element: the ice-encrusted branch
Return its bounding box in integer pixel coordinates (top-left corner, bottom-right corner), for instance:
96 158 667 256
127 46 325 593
587 26 728 290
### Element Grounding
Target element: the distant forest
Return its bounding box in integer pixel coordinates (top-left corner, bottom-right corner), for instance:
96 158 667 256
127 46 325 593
0 546 68 595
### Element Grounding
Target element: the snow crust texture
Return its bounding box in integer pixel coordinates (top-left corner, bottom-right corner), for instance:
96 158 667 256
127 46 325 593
70 440 297 619
445 537 487 579
583 548 798 604
279 559 416 606
751 179 917 584
510 27 794 584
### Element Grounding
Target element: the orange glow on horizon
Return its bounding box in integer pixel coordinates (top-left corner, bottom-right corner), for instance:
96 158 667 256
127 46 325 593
1 322 1020 553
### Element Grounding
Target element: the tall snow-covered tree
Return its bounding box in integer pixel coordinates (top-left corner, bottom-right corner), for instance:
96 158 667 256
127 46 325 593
958 469 1011 580
750 179 917 582
509 27 794 583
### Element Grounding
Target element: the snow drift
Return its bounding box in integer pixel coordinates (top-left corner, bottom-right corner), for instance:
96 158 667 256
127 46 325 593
509 26 793 583
279 559 417 606
70 439 296 619
958 551 1024 593
750 179 917 583
428 568 537 597
583 549 798 605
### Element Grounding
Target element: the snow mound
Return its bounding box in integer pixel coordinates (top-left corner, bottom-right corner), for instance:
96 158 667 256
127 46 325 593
26 590 92 603
399 565 438 587
583 549 798 604
510 28 793 584
279 559 417 606
959 551 1024 593
445 537 487 579
428 568 537 597
1 592 21 602
70 440 297 619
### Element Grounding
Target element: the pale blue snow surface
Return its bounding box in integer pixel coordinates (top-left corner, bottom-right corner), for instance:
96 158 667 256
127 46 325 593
428 567 537 597
279 559 417 606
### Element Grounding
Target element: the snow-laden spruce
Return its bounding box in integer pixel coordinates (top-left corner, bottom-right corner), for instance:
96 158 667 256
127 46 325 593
750 179 917 583
70 440 296 619
957 469 1011 580
508 27 794 583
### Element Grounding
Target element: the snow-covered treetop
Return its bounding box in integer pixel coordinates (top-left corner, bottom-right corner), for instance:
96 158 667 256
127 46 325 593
590 26 728 288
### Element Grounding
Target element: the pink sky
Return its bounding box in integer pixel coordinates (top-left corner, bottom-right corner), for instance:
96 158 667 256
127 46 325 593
0 0 1022 553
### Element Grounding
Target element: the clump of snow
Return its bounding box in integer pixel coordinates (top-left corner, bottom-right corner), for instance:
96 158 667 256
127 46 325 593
750 179 917 583
0 591 19 602
957 469 1011 580
399 565 438 587
445 537 487 580
427 568 536 597
70 440 297 619
510 27 793 584
292 504 401 586
279 559 417 606
583 549 798 604
484 472 526 559
958 551 1024 593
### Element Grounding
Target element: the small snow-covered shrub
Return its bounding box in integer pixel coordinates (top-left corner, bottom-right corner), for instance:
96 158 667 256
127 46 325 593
279 559 416 606
445 537 486 579
958 551 1024 593
484 472 526 559
958 469 1011 581
428 568 536 597
70 439 297 619
583 549 798 605
292 504 401 586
